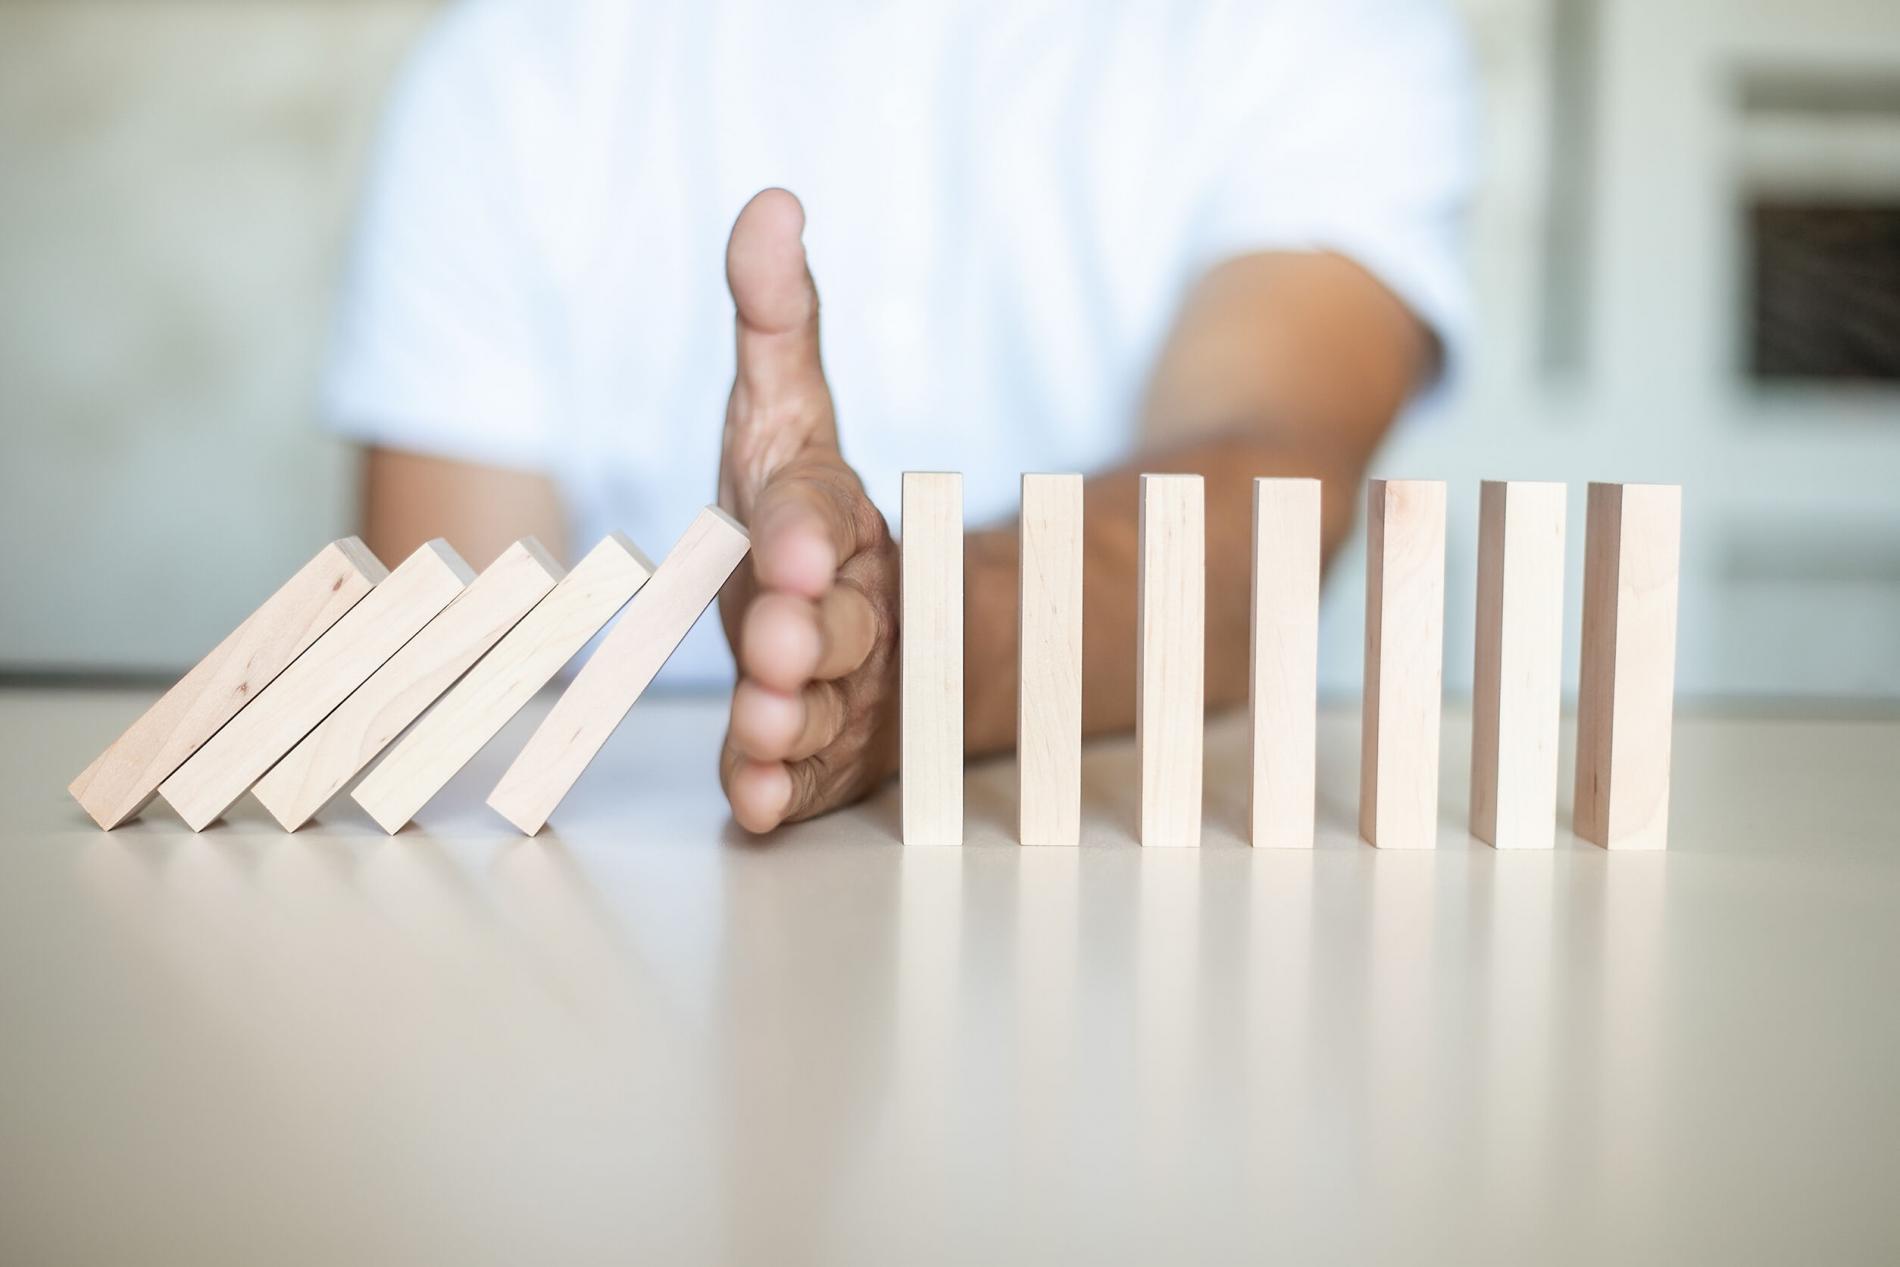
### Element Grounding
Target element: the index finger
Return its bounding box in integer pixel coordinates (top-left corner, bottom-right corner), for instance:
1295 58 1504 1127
747 459 879 598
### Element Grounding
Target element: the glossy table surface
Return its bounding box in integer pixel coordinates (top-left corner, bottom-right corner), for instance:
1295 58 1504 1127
2 686 1897 1266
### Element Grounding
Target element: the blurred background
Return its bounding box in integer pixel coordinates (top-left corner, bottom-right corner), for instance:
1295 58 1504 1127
2 0 1897 701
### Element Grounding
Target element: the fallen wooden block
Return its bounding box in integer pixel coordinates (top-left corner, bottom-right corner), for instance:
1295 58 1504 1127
1018 473 1084 847
1470 480 1567 849
252 538 564 831
350 533 654 834
1359 478 1446 850
902 472 964 846
1138 473 1204 847
1249 478 1320 849
1574 482 1681 850
487 508 750 835
68 539 387 830
157 541 471 831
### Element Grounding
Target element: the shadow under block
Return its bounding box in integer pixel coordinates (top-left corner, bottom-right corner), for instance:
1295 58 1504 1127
1470 481 1567 850
157 541 471 831
488 508 750 835
1138 474 1205 847
1359 479 1446 850
1018 473 1084 847
1249 478 1320 849
350 533 655 834
902 472 964 846
1573 482 1682 850
68 538 386 829
252 538 565 830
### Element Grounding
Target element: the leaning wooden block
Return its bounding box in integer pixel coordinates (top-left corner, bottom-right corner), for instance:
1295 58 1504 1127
487 508 750 835
902 472 964 846
1018 473 1084 847
1138 473 1204 847
1470 481 1567 850
68 538 386 830
1359 479 1446 850
350 533 654 834
158 541 472 831
252 538 564 831
1574 482 1681 850
1250 478 1320 849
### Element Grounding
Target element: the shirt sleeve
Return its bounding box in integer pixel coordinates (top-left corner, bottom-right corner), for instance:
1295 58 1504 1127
321 3 559 470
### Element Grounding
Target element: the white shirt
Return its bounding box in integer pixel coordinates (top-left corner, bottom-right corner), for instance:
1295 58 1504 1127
326 0 1474 684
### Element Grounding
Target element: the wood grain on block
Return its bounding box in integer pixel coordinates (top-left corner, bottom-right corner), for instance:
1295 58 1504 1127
1249 478 1320 849
252 538 565 831
1574 482 1681 850
1470 481 1567 850
350 533 654 834
157 541 471 831
1018 473 1083 847
487 508 750 835
68 538 385 829
902 472 964 846
1358 479 1446 850
1138 474 1204 847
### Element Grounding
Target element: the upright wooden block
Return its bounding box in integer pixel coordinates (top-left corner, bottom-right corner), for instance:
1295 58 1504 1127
1573 482 1681 850
488 508 750 835
350 533 654 834
1470 481 1567 849
68 539 385 829
1018 473 1084 847
158 541 472 831
902 472 964 846
1249 478 1320 849
252 538 564 831
1359 479 1446 850
1138 474 1204 847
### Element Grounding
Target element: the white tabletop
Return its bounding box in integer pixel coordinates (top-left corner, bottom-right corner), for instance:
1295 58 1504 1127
3 686 1897 1265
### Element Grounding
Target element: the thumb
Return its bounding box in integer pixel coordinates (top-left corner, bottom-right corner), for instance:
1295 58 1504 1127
725 188 836 452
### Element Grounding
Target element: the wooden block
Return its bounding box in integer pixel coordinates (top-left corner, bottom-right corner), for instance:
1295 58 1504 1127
487 508 750 835
1470 481 1567 849
1359 479 1446 850
902 472 964 846
1018 473 1083 847
156 541 471 831
252 538 564 831
1138 473 1204 847
67 539 386 829
1573 482 1681 850
1249 478 1320 849
349 533 654 834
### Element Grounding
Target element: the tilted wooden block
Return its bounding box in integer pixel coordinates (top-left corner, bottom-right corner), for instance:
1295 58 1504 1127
252 538 564 831
1574 482 1681 850
902 472 964 846
487 508 750 835
1018 473 1084 847
1359 479 1446 850
68 539 386 829
1249 478 1320 849
157 541 471 831
350 533 654 834
1138 473 1204 847
1470 480 1567 850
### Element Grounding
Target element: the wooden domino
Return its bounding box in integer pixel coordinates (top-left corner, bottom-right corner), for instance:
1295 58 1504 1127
1018 473 1084 847
1574 482 1681 850
1470 481 1567 849
350 533 654 834
1249 478 1320 849
1359 478 1446 850
68 538 385 829
251 538 564 831
158 541 472 831
1138 473 1204 847
487 507 750 835
902 472 964 846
